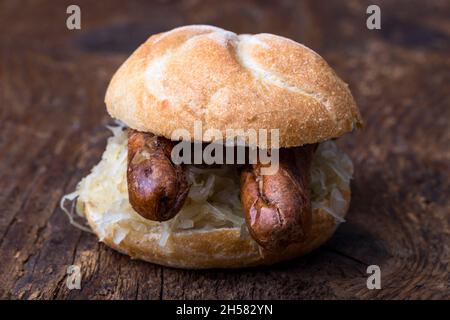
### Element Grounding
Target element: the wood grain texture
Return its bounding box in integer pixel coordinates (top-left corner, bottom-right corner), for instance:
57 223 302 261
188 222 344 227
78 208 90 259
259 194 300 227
0 0 449 299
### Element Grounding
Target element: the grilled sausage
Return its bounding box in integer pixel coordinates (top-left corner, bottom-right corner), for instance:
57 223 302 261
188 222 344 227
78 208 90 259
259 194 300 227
127 129 189 221
240 144 317 250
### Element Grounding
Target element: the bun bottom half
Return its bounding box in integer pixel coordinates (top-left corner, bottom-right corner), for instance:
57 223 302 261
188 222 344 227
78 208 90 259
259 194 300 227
84 190 349 269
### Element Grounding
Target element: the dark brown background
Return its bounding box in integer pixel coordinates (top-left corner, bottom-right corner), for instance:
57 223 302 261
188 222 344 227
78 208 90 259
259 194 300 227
0 0 449 299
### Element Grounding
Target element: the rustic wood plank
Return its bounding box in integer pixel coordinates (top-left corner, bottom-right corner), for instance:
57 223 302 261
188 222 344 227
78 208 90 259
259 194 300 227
0 0 448 299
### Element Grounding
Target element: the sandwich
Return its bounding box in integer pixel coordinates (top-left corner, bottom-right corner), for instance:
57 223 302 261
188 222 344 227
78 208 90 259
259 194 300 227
61 25 362 269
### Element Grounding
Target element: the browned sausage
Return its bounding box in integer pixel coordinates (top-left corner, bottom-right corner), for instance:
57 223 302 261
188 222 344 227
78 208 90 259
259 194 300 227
127 129 189 221
240 144 317 250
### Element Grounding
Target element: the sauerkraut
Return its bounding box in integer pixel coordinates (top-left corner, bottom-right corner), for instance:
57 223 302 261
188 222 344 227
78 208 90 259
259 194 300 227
60 125 353 246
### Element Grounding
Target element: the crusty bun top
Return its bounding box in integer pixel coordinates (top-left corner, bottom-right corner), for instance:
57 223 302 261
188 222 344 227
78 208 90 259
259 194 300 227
105 25 362 147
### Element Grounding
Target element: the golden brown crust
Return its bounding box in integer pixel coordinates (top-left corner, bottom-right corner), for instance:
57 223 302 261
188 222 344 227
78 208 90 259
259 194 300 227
105 25 362 148
84 189 350 269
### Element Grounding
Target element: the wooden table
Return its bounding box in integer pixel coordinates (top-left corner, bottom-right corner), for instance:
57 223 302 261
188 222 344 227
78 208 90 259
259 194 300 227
1 0 449 299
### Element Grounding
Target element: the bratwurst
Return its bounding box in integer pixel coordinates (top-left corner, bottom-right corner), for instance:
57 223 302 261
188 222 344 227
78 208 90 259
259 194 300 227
127 129 189 221
240 144 317 251
127 129 317 250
